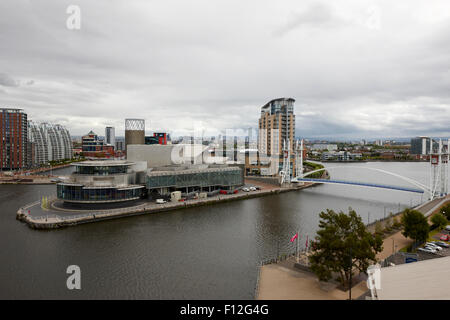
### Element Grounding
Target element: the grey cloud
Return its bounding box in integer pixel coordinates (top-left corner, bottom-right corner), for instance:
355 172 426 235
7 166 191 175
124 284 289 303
275 2 345 36
0 73 19 87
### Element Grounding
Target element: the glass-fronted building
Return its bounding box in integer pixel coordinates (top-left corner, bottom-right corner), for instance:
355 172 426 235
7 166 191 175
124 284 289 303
146 166 244 195
57 160 145 203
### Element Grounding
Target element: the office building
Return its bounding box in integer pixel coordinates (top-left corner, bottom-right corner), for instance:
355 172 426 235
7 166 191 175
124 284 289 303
0 108 28 170
410 136 432 155
105 126 115 147
115 138 125 151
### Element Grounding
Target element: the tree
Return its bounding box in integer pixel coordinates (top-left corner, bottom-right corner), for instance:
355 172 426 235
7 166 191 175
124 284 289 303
309 208 383 289
439 203 450 220
375 221 383 236
392 216 402 229
401 209 429 244
431 213 448 230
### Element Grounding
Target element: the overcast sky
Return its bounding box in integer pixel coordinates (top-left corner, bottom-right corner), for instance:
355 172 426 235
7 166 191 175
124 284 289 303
0 0 449 139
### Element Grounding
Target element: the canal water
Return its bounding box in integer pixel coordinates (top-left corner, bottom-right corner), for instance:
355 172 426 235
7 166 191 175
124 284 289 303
0 162 431 299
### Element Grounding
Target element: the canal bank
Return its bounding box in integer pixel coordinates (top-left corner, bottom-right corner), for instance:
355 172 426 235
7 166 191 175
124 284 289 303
17 181 317 229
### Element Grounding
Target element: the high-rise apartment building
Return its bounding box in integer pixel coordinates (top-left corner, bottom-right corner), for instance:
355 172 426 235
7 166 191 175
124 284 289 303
0 108 28 170
258 98 295 173
105 126 115 147
28 122 73 167
258 98 295 156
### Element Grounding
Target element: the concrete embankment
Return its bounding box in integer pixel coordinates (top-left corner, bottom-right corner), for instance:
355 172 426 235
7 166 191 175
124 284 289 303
17 182 316 230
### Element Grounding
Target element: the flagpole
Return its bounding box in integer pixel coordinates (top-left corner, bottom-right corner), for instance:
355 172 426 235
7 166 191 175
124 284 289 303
296 232 299 262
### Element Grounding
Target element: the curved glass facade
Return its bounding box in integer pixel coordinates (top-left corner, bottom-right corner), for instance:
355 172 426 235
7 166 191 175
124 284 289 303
57 184 144 203
74 165 129 175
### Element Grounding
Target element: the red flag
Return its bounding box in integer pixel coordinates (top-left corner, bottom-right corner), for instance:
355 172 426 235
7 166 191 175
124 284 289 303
290 233 298 242
305 235 309 248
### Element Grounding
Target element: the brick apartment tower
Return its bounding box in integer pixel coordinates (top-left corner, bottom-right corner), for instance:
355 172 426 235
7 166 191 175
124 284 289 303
0 108 28 170
258 98 295 174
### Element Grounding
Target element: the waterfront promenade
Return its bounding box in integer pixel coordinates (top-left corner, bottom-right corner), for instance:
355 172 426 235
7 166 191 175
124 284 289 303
17 180 316 229
256 194 450 300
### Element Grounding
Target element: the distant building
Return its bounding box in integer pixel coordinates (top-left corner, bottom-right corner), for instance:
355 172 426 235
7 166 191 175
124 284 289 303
115 138 125 151
82 130 114 158
0 108 28 170
410 136 432 155
145 132 169 145
311 144 338 151
27 122 72 167
125 119 145 152
105 126 115 147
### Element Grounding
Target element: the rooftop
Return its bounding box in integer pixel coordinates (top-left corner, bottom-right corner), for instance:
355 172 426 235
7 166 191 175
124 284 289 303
72 160 135 167
375 256 450 300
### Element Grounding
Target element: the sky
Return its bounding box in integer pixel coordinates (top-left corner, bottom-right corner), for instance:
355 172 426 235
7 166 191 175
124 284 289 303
0 0 450 139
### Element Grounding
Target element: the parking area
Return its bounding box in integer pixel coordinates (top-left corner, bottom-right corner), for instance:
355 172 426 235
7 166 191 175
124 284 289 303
416 227 450 260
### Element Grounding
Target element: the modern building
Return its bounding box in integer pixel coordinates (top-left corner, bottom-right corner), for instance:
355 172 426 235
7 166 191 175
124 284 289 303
410 136 432 155
27 122 72 166
146 165 243 196
145 132 169 145
127 144 244 198
258 98 295 156
115 138 125 151
105 126 115 147
125 119 145 152
81 130 114 158
56 160 146 204
257 98 296 175
0 108 28 170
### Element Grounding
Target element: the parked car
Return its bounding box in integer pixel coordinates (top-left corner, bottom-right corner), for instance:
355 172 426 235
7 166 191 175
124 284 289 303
424 244 437 250
445 225 450 231
418 247 437 254
425 243 442 251
156 199 166 204
242 187 250 192
249 187 256 191
440 234 450 241
255 186 261 190
433 241 450 248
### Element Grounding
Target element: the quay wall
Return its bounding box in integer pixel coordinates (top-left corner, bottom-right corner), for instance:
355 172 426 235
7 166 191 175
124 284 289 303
17 183 316 230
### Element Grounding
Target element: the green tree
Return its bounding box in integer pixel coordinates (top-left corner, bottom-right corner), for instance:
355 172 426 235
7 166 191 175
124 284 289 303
309 208 383 288
401 209 429 244
431 213 448 230
439 203 450 220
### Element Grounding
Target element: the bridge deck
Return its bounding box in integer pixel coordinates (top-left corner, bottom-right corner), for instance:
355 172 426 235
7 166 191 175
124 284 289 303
292 178 424 193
